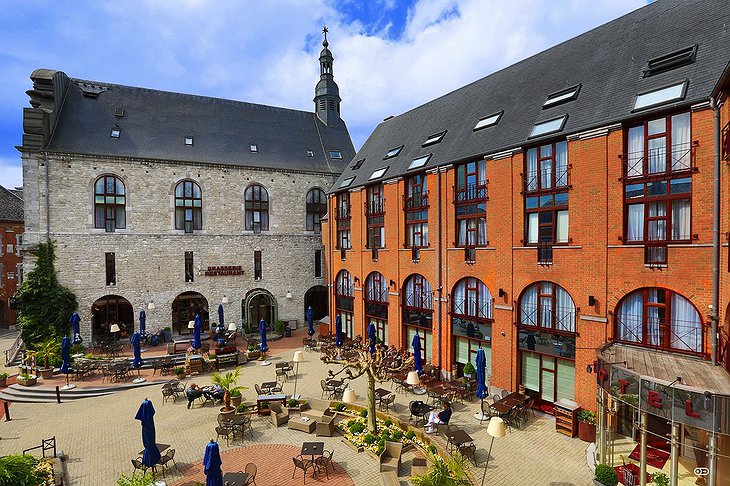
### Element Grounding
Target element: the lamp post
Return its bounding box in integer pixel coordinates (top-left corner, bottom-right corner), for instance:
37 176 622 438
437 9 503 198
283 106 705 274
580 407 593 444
481 417 507 486
292 350 304 400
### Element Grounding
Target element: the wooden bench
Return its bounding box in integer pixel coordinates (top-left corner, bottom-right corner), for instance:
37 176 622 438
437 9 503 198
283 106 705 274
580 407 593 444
169 340 192 354
215 352 240 370
380 471 399 486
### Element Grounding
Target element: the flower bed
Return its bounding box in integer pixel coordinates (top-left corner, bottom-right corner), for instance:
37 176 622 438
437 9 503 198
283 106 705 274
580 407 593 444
33 458 55 486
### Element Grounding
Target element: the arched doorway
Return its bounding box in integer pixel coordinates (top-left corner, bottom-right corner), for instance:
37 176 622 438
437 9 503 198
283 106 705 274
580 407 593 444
92 295 134 340
172 291 209 335
304 285 327 321
243 289 276 330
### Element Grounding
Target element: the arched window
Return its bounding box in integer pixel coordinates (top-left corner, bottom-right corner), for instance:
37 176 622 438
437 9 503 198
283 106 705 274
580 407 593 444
174 180 202 233
615 288 703 355
94 175 126 232
245 184 269 233
335 270 354 339
452 277 492 321
519 282 575 333
365 272 388 303
452 277 492 378
403 274 433 330
335 270 353 297
306 188 327 233
365 272 388 344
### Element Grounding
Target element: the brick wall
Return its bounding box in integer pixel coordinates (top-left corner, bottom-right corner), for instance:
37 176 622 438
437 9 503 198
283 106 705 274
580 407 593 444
0 221 23 327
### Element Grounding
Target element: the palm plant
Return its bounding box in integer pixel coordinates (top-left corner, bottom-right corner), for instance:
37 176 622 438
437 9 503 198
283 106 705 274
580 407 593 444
410 451 471 486
29 338 61 370
211 367 246 411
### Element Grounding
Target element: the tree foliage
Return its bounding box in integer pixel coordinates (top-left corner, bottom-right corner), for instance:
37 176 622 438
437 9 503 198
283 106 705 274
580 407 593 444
16 241 77 347
410 451 471 486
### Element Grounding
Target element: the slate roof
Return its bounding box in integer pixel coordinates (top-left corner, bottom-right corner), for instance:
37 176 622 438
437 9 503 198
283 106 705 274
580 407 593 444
43 76 354 174
333 0 730 192
0 185 23 222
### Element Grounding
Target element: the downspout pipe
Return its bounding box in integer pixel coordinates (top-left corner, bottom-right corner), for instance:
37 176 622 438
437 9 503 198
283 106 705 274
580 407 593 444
437 169 443 370
45 152 50 241
711 96 720 366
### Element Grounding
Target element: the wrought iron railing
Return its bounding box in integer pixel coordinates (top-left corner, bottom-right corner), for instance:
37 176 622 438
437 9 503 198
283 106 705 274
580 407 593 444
615 314 704 355
523 164 570 193
452 299 492 320
537 242 553 264
403 191 429 210
519 305 576 333
454 183 488 203
644 242 667 265
404 289 433 309
365 198 385 215
621 142 696 179
4 334 22 365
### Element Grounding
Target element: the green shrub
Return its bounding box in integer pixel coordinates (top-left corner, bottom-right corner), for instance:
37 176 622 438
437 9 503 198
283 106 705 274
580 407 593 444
651 472 669 486
275 321 285 335
463 361 475 375
236 403 248 413
381 430 391 442
50 354 63 368
174 366 185 375
405 430 416 440
230 389 242 398
0 454 39 486
335 402 346 412
348 421 365 435
360 409 368 418
0 373 8 380
392 430 404 441
163 326 171 331
117 471 157 486
383 418 393 427
376 442 385 456
594 464 618 486
364 434 376 445
288 398 298 407
577 409 597 424
346 419 356 427
427 445 437 455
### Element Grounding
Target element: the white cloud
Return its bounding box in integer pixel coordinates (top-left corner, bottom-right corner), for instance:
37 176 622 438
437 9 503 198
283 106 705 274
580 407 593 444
0 156 22 189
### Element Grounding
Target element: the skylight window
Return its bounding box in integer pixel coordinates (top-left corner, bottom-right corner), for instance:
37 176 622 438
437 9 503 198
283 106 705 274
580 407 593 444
351 159 365 170
543 85 581 109
384 146 403 159
369 166 389 180
339 177 354 188
110 128 120 138
473 111 503 131
408 154 432 170
422 131 446 147
185 136 194 146
329 150 342 159
644 45 697 77
529 115 568 138
307 149 314 157
250 143 258 152
633 81 687 111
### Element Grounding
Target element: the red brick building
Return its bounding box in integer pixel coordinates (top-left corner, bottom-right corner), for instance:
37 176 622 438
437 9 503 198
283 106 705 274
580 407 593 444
324 1 730 481
0 185 24 328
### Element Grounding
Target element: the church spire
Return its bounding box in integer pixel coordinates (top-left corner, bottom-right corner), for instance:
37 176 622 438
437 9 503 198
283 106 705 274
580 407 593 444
314 26 341 127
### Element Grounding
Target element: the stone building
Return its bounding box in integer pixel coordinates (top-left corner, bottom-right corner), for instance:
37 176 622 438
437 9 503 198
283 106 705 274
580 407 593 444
18 33 354 341
0 185 23 328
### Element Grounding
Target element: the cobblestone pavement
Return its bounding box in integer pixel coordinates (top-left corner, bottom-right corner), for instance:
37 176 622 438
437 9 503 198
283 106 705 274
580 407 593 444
0 327 593 485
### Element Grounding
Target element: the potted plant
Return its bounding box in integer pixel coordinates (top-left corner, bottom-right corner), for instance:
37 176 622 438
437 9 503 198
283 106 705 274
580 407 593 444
211 367 247 413
30 338 61 380
174 366 186 379
247 343 261 360
163 326 172 342
275 320 285 336
651 472 669 486
0 373 8 387
577 409 597 443
594 464 618 486
230 388 243 407
410 451 471 486
286 398 308 412
235 402 252 415
462 361 475 379
16 372 37 386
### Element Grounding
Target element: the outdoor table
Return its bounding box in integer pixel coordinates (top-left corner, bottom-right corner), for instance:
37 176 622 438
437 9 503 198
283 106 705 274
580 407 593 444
445 429 473 451
301 441 325 476
326 379 343 388
374 387 392 406
138 443 170 458
222 471 249 485
410 402 434 425
260 381 278 392
490 392 527 415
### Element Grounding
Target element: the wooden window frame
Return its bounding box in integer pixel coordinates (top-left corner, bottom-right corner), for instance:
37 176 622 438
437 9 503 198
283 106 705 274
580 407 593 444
365 184 385 249
245 184 269 232
404 174 429 248
306 188 327 233
174 180 202 233
94 175 126 232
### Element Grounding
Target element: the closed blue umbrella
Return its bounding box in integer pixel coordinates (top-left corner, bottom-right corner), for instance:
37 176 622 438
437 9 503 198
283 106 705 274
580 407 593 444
307 306 314 336
259 319 269 353
131 332 144 369
135 399 161 468
475 347 488 400
218 304 225 334
193 313 202 349
69 312 82 345
60 336 71 374
335 314 343 346
412 334 423 375
367 322 376 354
139 310 146 336
203 440 223 486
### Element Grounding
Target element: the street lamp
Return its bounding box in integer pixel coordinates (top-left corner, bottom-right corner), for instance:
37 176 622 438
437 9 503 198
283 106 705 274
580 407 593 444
292 350 304 400
481 417 507 486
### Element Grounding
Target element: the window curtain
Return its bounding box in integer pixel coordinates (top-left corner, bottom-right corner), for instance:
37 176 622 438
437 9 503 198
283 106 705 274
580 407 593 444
627 204 644 241
647 290 660 346
556 210 569 243
453 281 466 315
526 148 538 191
670 293 701 352
520 285 538 326
405 277 415 307
555 286 576 332
458 220 467 246
628 126 644 177
541 154 553 190
478 161 486 186
540 282 552 328
671 112 691 171
521 352 540 392
618 291 642 342
527 213 539 244
671 199 691 240
648 136 667 174
647 203 666 241
556 360 575 401
555 141 568 187
477 281 492 318
421 223 429 246
477 217 487 245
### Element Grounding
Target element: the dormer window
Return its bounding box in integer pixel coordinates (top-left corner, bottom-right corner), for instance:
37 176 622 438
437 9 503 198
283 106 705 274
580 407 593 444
185 136 194 146
543 85 581 109
329 150 342 159
633 81 687 111
422 131 446 147
250 143 258 152
369 167 389 180
384 146 403 159
339 177 354 188
408 154 431 171
473 112 503 131
110 128 121 138
529 115 568 138
644 45 697 77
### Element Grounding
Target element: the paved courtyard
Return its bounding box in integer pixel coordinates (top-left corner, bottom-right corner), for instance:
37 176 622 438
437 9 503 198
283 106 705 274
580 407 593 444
0 327 593 485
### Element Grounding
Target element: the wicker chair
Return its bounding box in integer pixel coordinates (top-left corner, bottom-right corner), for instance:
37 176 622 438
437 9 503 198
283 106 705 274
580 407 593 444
458 443 478 466
379 393 396 412
158 448 177 476
270 402 289 427
215 425 232 446
314 450 336 479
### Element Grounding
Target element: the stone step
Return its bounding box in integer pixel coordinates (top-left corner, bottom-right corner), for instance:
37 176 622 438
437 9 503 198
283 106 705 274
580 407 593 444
0 380 166 403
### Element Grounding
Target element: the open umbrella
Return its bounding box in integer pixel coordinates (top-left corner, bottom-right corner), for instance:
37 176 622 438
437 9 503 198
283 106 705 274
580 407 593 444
218 304 225 334
475 347 488 400
307 306 314 336
412 334 423 374
259 319 269 353
139 310 146 336
367 322 376 354
335 314 343 346
69 312 82 345
135 399 161 468
203 440 223 486
193 313 202 349
60 336 74 389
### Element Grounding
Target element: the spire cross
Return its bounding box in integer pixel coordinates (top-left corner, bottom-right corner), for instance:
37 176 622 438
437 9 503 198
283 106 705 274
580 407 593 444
322 26 329 47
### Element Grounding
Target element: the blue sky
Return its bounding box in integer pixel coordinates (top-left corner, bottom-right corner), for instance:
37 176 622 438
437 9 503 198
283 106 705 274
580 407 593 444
0 0 649 189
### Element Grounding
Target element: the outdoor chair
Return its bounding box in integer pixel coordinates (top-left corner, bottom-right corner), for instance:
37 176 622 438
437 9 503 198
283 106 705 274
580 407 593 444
157 448 177 477
275 367 287 382
379 441 403 473
493 394 502 403
501 389 510 399
270 402 289 427
524 397 536 419
269 380 283 394
479 399 497 425
315 450 337 478
320 379 336 399
215 425 232 446
244 462 257 486
379 393 396 412
131 457 148 476
161 384 177 404
458 443 478 466
292 455 315 484
255 384 264 396
502 408 520 433
316 415 336 437
238 416 254 439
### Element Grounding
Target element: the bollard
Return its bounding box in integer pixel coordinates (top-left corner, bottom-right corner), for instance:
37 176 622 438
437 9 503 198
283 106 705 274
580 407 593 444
55 386 61 404
3 401 10 421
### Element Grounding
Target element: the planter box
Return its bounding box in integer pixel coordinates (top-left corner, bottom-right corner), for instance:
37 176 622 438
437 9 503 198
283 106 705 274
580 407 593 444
17 375 37 386
39 368 54 380
578 421 596 443
341 438 363 453
0 377 7 387
247 351 261 360
231 395 242 407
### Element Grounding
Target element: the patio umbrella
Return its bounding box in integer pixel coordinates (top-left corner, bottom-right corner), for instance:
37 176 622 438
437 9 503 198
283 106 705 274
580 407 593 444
135 399 161 468
367 322 376 354
217 304 225 334
476 347 488 400
259 318 269 353
139 310 146 336
60 336 74 390
131 332 144 369
412 334 423 374
203 440 223 486
307 306 315 336
193 313 202 349
335 314 343 346
69 312 82 345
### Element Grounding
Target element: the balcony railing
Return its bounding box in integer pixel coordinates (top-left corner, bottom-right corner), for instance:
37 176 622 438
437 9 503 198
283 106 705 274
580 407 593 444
411 247 420 262
403 191 429 210
621 142 697 179
371 247 379 261
519 305 576 333
615 314 704 356
523 165 570 194
335 204 351 220
454 183 488 203
340 248 346 261
365 198 385 215
537 243 553 264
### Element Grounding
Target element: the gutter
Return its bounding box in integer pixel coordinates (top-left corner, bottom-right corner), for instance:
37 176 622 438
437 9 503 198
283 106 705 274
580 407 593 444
710 97 721 366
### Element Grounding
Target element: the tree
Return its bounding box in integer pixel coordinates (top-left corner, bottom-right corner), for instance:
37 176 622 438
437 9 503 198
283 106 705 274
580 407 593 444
211 367 246 411
321 340 413 434
410 451 471 486
15 241 77 347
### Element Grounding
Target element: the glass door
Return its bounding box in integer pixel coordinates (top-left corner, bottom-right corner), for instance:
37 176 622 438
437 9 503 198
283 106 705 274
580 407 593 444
541 357 556 402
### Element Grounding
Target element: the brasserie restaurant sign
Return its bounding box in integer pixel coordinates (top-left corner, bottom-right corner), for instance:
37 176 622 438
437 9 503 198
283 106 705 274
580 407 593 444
204 266 244 277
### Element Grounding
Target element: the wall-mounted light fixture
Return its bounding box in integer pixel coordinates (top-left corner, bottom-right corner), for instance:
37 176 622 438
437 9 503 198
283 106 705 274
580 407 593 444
147 301 155 310
498 288 506 298
586 360 627 373
588 295 596 307
286 291 293 299
353 276 360 284
389 279 396 288
221 295 229 304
